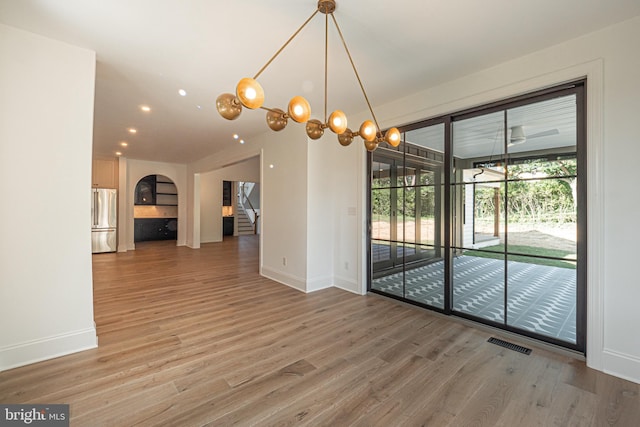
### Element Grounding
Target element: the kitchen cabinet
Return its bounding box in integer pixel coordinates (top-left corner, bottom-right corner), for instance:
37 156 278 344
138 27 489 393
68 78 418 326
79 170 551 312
135 175 156 205
223 181 232 206
92 158 118 188
223 216 234 236
134 218 178 242
134 175 177 206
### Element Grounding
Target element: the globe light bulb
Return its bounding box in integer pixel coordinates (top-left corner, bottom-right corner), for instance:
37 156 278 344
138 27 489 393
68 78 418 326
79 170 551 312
328 110 348 134
288 96 311 123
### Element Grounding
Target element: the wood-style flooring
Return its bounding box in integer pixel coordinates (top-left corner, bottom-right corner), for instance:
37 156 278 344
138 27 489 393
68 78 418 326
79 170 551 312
1 235 639 426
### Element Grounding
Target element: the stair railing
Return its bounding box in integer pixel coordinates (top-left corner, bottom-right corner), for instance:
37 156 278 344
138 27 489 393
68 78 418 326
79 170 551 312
240 182 259 234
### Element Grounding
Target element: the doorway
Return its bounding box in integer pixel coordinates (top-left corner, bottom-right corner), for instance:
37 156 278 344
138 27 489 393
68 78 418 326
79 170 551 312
133 174 178 242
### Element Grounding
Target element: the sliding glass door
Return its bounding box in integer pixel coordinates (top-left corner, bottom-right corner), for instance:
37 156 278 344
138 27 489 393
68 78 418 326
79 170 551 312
371 122 446 309
368 82 585 352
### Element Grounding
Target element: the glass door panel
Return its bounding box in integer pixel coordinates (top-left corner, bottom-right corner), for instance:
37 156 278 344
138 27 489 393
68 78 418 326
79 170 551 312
452 254 505 322
370 84 584 352
371 123 446 310
506 255 577 343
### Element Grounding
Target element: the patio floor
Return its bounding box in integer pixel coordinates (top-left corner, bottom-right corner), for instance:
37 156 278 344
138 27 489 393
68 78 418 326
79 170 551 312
372 255 577 343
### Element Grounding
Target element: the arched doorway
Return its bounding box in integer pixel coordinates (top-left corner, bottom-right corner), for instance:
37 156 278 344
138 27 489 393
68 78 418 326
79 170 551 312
133 174 178 242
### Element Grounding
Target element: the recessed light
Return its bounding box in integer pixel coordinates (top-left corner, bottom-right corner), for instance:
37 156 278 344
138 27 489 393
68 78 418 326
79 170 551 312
120 141 128 147
115 151 122 156
178 89 187 96
196 105 202 110
140 105 151 112
128 128 137 134
240 139 245 144
269 164 275 169
233 134 239 139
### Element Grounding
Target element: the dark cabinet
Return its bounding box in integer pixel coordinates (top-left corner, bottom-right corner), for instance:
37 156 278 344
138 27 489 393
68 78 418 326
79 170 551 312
135 175 156 205
223 216 234 236
223 181 232 206
134 218 178 242
135 175 177 206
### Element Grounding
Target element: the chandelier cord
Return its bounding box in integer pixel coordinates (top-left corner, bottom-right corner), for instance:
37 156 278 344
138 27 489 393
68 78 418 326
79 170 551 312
330 13 381 134
253 9 320 80
324 11 329 124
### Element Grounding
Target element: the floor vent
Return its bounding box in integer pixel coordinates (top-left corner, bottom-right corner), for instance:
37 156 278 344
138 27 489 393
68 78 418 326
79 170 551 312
488 337 532 355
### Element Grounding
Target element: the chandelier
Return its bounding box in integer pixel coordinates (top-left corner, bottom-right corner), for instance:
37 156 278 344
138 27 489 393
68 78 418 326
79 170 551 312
215 0 400 151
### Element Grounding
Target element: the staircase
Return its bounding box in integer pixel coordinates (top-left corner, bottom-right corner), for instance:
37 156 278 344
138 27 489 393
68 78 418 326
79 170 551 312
236 204 255 235
235 181 259 236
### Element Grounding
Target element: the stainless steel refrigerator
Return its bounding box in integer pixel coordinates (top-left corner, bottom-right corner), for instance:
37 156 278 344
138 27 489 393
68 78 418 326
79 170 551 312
91 188 117 253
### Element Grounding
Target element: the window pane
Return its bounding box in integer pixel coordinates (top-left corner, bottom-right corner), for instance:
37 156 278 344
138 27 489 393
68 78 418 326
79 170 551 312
404 246 445 309
506 179 577 259
506 256 576 343
452 253 505 323
418 185 435 246
372 160 392 189
371 239 391 265
453 111 506 185
419 169 436 185
371 188 391 241
506 94 576 157
403 186 416 243
405 123 444 153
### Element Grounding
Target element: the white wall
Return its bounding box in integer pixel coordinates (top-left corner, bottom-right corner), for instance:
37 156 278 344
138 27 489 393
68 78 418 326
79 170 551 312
306 137 336 292
120 159 188 250
200 156 260 243
260 127 308 291
0 24 97 371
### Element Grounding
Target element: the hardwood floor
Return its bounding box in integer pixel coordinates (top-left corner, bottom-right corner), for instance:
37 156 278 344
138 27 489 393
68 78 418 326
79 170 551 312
1 235 638 426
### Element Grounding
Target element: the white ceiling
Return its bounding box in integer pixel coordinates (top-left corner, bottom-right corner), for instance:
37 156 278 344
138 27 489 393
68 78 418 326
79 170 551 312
2 0 639 164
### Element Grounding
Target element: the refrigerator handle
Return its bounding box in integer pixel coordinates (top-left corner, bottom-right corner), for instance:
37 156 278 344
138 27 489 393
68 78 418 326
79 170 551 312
93 191 98 226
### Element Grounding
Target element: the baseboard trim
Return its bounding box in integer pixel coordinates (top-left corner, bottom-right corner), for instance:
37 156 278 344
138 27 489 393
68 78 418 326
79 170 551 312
0 327 97 372
333 275 360 295
602 348 640 385
306 275 333 293
261 266 306 293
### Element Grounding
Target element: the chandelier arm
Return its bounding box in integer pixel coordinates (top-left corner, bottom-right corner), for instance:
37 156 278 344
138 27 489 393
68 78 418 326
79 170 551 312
253 9 320 80
330 13 381 133
260 106 285 115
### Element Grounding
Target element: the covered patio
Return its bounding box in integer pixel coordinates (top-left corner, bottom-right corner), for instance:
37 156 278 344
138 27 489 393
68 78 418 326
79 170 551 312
372 255 576 343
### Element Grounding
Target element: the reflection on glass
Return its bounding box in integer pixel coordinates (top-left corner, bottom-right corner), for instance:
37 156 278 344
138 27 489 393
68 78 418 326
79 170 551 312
372 160 392 189
371 243 403 298
471 183 505 252
506 256 577 344
372 122 446 311
371 239 391 264
420 169 435 186
396 187 404 244
506 178 577 261
405 123 445 152
404 187 416 243
404 246 445 309
401 243 416 260
371 188 391 241
507 94 576 156
403 166 417 187
453 111 505 185
452 253 505 322
418 186 435 246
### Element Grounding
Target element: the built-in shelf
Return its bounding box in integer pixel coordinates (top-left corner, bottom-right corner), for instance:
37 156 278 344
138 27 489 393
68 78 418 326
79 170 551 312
135 175 178 206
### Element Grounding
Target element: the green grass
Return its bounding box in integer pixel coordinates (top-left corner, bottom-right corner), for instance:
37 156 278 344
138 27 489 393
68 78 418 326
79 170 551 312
463 244 576 269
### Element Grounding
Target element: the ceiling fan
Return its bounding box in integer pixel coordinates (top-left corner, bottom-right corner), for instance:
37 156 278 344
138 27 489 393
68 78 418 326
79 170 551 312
508 125 559 146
